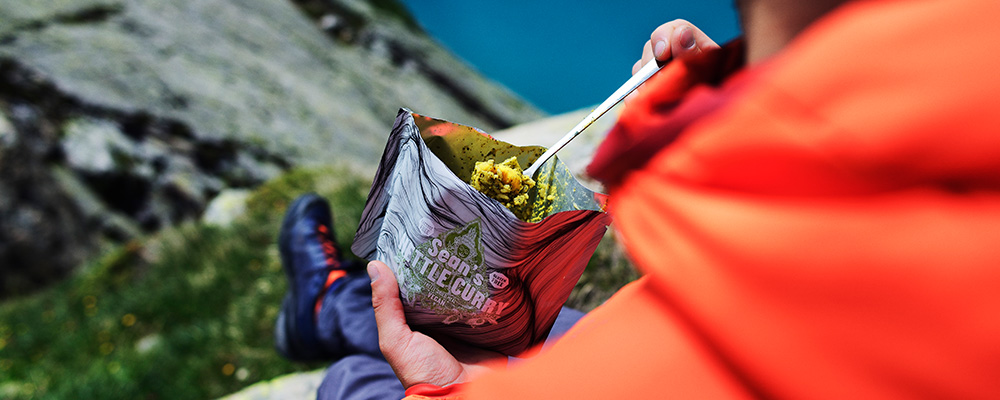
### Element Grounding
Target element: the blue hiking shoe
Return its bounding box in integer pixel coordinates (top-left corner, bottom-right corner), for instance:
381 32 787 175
274 193 352 362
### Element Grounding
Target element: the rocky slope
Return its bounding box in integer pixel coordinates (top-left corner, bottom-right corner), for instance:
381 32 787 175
0 0 543 298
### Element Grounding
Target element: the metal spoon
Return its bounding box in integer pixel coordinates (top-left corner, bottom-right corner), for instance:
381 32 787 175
522 58 666 178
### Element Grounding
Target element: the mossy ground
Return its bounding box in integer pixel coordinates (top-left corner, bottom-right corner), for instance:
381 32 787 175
0 166 636 399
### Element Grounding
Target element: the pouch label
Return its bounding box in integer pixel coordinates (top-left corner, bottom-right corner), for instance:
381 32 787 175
401 219 509 326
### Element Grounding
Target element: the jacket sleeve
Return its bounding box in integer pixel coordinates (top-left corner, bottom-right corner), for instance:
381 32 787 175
402 383 466 399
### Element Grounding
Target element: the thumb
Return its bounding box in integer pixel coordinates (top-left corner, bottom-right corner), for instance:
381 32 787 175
670 26 703 61
368 261 411 354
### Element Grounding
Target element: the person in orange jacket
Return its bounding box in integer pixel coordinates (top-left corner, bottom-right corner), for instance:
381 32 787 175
364 0 1000 398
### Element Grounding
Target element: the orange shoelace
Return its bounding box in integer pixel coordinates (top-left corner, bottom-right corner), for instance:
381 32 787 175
314 223 347 316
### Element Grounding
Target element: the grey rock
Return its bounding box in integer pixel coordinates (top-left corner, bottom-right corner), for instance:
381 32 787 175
50 165 143 240
217 370 325 400
0 111 14 148
202 188 252 227
61 117 134 174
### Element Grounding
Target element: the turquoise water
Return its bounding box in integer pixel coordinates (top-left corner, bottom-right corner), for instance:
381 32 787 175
398 1 741 114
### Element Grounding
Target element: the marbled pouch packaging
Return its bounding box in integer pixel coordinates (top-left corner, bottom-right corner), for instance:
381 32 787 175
352 109 612 356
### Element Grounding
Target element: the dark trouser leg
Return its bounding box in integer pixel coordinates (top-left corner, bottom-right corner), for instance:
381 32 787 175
540 307 585 352
317 354 405 400
314 267 402 400
314 266 381 357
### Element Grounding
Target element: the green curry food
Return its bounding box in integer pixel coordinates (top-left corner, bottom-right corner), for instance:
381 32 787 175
470 157 535 221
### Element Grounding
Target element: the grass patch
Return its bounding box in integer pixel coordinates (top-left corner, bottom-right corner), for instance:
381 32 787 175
0 165 636 399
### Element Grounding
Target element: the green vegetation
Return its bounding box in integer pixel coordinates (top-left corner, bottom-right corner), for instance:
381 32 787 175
0 166 636 399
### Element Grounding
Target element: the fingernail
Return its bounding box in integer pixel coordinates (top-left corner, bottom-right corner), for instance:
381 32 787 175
678 27 696 50
367 262 380 282
653 40 667 59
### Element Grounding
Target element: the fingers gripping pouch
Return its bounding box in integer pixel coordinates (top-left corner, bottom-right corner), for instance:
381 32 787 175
352 109 611 356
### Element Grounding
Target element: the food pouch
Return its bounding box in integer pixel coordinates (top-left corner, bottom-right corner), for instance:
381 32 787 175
352 109 611 356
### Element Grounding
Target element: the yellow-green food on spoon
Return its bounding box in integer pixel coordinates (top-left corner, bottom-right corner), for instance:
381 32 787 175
470 157 535 221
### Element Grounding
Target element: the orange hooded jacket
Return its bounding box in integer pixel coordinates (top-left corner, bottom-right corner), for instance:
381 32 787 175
407 0 1000 398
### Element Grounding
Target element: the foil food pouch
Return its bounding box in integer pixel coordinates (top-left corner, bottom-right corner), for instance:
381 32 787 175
352 109 611 356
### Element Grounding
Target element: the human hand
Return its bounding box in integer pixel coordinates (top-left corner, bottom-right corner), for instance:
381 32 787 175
625 20 721 105
632 19 720 75
367 260 506 389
